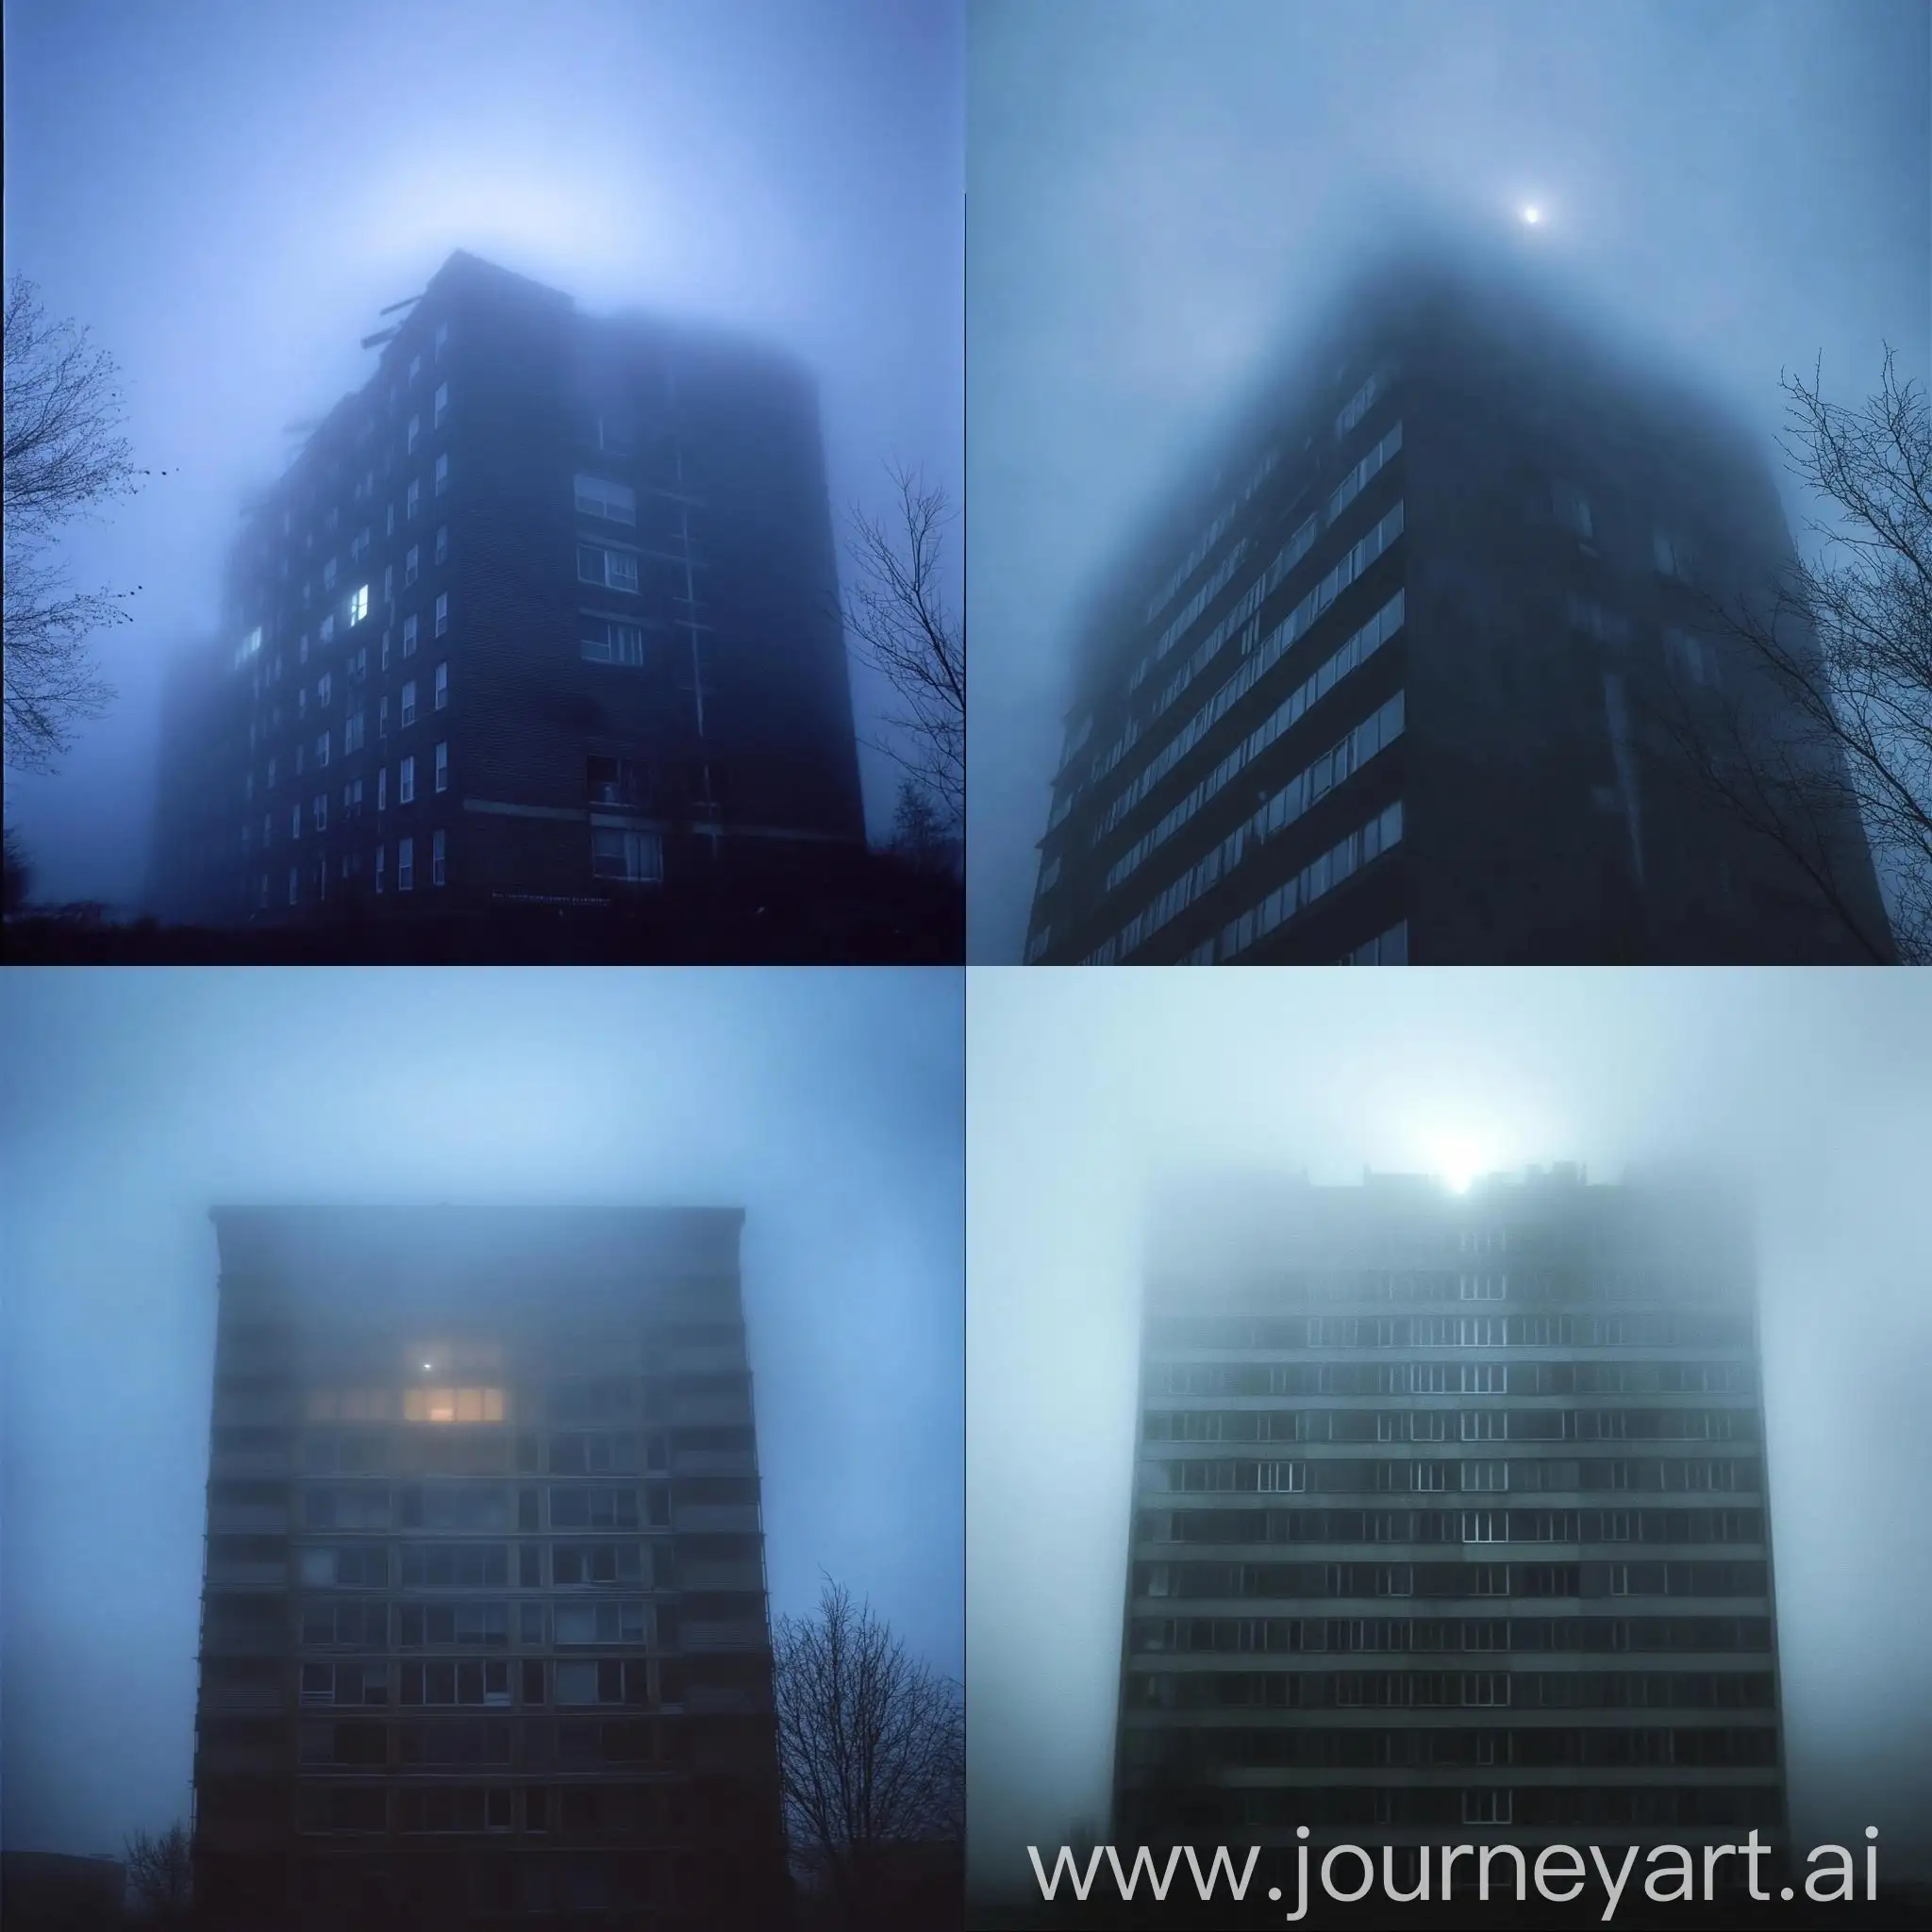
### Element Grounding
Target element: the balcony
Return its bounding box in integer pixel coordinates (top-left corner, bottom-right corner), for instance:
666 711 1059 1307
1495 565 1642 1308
672 1449 756 1478
669 1396 754 1428
206 1560 289 1591
680 1621 769 1653
209 1504 290 1535
678 1559 764 1592
673 1504 759 1535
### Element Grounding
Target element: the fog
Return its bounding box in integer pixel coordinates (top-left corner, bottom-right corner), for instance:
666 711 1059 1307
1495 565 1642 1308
966 968 1932 1901
965 0 1932 960
0 966 964 1858
2 0 963 908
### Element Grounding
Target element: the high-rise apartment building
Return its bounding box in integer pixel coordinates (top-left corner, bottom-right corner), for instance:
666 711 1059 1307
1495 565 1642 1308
1115 1169 1787 1887
1026 241 1892 964
192 1206 787 1930
148 250 865 928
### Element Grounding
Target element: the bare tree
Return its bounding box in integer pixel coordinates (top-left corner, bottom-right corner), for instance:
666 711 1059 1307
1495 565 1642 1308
774 1577 964 1929
843 465 964 833
124 1821 193 1923
1655 346 1929 961
4 276 145 772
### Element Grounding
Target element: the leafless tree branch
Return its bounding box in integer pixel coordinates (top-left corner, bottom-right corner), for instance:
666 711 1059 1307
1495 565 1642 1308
843 464 964 832
774 1576 964 1928
1651 345 1930 961
4 275 143 771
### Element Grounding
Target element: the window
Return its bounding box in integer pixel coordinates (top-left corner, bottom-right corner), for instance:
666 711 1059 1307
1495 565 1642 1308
574 475 637 525
400 1660 511 1707
549 1487 641 1531
402 682 418 728
434 382 449 427
591 828 663 883
348 585 368 625
434 591 448 637
554 1659 650 1707
580 617 647 665
399 1603 508 1648
577 544 640 592
403 614 418 657
398 836 414 891
1553 483 1594 541
586 756 638 807
434 741 448 792
435 524 448 565
407 479 420 520
313 792 329 832
405 544 419 588
433 826 447 887
435 454 448 496
434 661 448 710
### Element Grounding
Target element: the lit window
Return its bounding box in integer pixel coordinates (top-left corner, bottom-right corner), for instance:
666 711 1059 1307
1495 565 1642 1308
433 826 447 887
434 661 448 710
434 592 448 637
435 741 448 792
402 682 417 728
434 383 448 428
403 1385 504 1424
398 835 415 891
434 454 448 496
591 827 663 882
400 754 416 802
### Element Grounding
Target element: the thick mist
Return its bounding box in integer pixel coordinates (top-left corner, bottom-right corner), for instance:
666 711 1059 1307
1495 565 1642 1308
965 0 1932 959
966 968 1932 1900
0 967 964 1859
3 0 963 906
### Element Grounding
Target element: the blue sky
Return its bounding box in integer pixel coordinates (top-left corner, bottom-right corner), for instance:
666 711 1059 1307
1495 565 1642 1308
0 965 964 1857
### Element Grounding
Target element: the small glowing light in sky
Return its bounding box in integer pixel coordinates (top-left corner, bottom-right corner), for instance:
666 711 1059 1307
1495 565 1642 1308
1522 206 1541 225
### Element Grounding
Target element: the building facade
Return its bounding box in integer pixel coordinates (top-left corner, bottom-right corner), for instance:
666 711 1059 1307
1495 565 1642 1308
192 1206 787 1929
1115 1169 1787 1888
1027 242 1893 964
150 251 865 929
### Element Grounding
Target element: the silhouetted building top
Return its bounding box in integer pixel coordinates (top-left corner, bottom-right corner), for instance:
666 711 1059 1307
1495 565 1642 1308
1115 1167 1789 1882
192 1203 788 1930
149 251 865 932
1026 241 1893 964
